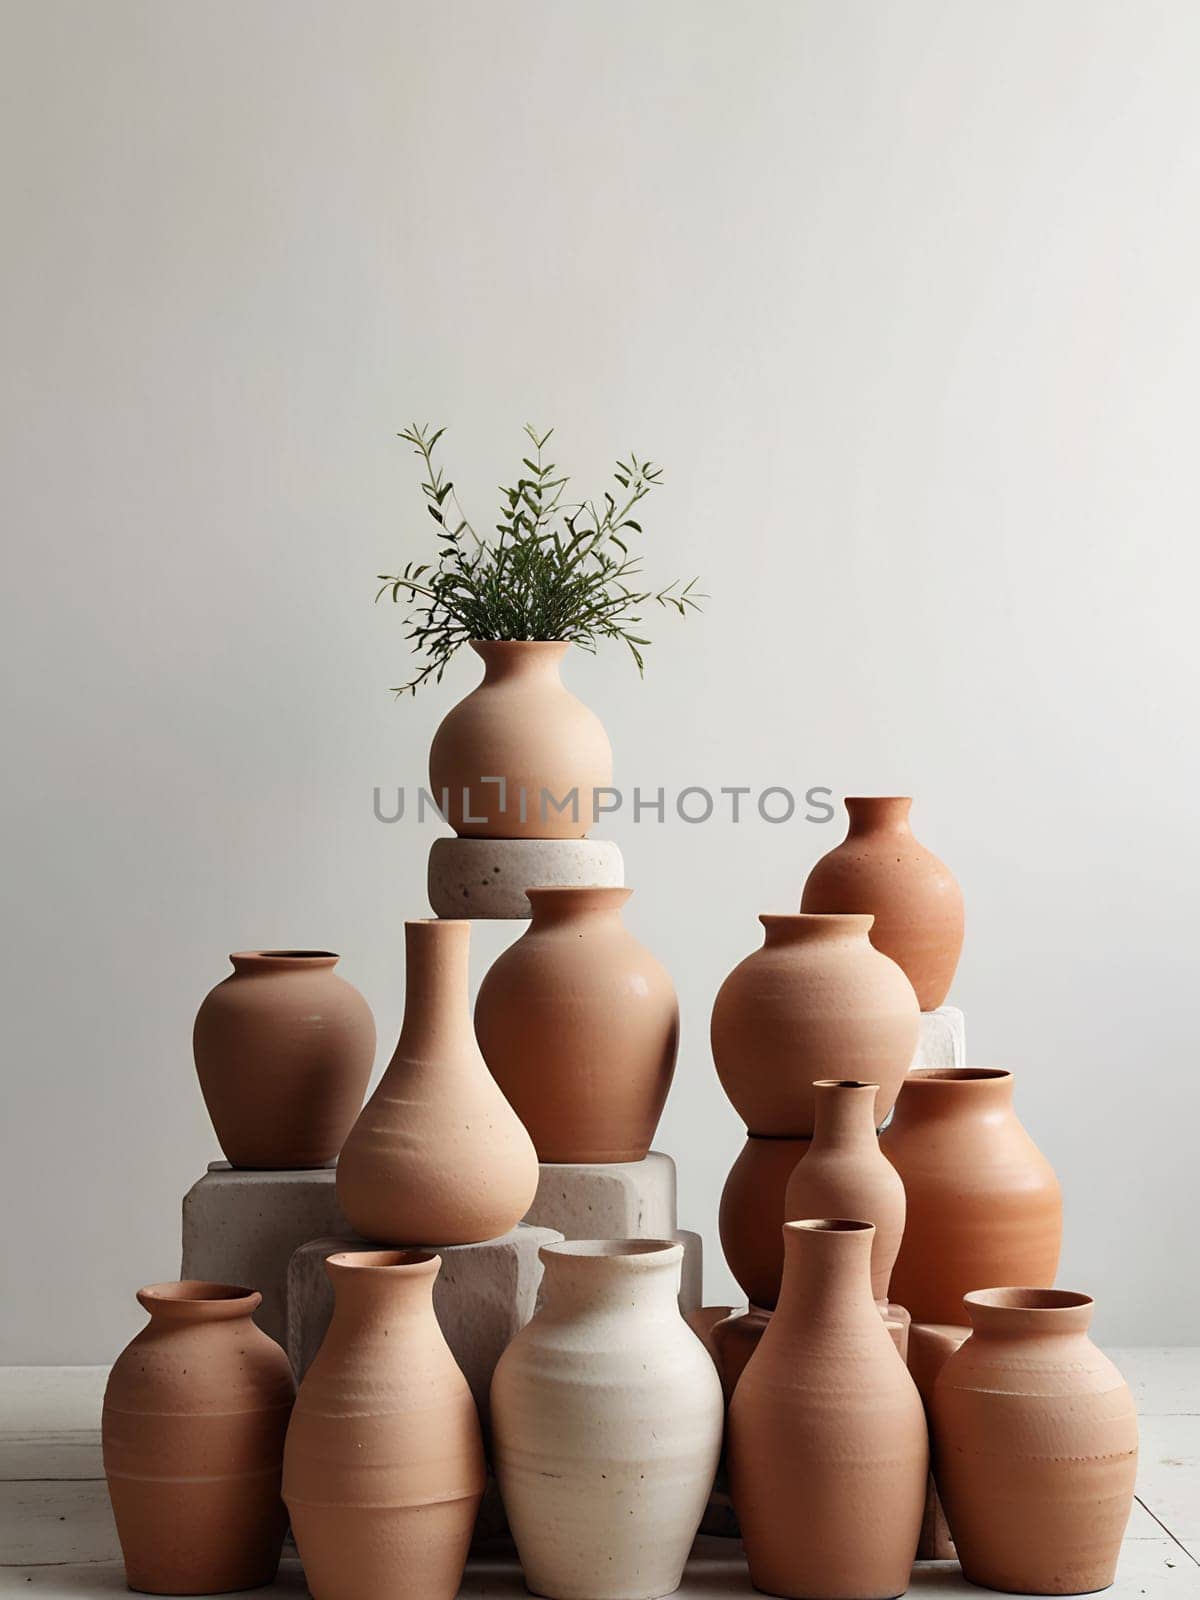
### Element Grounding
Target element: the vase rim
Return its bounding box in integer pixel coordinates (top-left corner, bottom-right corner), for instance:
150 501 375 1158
813 1077 878 1091
759 912 874 935
230 949 339 967
326 1249 441 1277
539 1237 682 1270
965 1287 1093 1313
136 1280 260 1320
907 1067 1010 1084
526 885 632 907
845 794 912 806
469 637 570 653
785 1218 875 1235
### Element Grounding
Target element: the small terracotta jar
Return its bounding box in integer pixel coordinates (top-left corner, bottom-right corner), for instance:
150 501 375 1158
102 1281 294 1595
336 920 538 1244
931 1289 1138 1594
881 1069 1062 1324
907 1322 970 1560
492 1239 723 1600
429 640 613 839
728 1221 928 1599
801 796 964 1010
719 1134 811 1309
283 1250 485 1600
784 1079 906 1302
193 951 375 1169
711 914 919 1136
475 886 678 1162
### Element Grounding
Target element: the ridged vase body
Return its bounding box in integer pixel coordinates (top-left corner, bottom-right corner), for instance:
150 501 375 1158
881 1069 1062 1323
931 1290 1138 1594
711 914 919 1136
429 640 613 839
102 1282 294 1595
193 951 375 1168
801 796 964 1009
336 920 538 1244
491 1240 723 1600
283 1250 486 1600
475 886 678 1162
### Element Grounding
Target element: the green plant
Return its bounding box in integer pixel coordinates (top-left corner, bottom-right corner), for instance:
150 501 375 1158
377 423 703 695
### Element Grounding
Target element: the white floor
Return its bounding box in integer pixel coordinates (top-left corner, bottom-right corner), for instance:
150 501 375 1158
2 1353 1197 1597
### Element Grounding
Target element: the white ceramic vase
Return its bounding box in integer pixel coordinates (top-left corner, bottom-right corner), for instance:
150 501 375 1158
490 1239 723 1600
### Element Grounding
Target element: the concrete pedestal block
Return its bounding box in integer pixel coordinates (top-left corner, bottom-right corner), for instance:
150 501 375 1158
286 1225 561 1422
913 1005 966 1070
181 1162 346 1348
427 835 624 919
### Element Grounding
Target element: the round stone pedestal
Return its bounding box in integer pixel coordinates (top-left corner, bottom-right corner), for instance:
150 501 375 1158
427 835 624 919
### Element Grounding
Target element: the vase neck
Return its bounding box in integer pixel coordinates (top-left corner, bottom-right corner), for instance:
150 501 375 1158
229 950 339 975
774 1221 878 1328
759 912 874 949
844 796 913 837
891 1068 1014 1127
324 1250 441 1340
964 1288 1094 1340
398 919 473 1053
135 1281 261 1326
537 1240 683 1322
527 886 632 927
811 1079 885 1146
471 639 569 686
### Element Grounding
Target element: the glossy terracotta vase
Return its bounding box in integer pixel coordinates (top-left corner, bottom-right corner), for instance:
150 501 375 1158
784 1079 906 1303
193 951 375 1169
907 1322 970 1560
881 1069 1062 1324
711 914 919 1136
336 920 538 1244
492 1240 723 1600
429 640 613 839
102 1281 294 1595
801 796 964 1010
719 1134 811 1309
475 886 678 1162
728 1221 928 1599
932 1290 1138 1594
283 1250 485 1600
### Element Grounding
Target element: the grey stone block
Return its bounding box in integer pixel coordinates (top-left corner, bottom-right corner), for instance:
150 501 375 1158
525 1150 678 1238
180 1162 347 1348
427 835 624 919
913 1004 966 1069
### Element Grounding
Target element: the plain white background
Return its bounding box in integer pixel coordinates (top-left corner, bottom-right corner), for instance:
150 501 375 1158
2 0 1197 1362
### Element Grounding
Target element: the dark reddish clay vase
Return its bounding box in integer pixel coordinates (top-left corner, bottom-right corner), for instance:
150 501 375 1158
719 1134 811 1310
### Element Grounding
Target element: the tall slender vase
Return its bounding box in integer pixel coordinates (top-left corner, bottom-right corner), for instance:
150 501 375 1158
784 1079 906 1303
283 1250 486 1600
336 920 538 1244
429 640 613 839
491 1240 723 1600
711 914 919 1136
728 1221 928 1600
475 886 678 1162
801 796 964 1010
102 1281 294 1595
881 1069 1062 1323
931 1289 1138 1594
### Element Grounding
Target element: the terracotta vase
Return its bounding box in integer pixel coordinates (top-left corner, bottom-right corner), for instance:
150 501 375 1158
102 1281 294 1595
719 1134 811 1309
784 1079 906 1302
906 1322 970 1560
491 1239 723 1600
429 640 613 840
728 1221 928 1599
931 1289 1138 1594
283 1250 485 1600
801 796 964 1010
881 1068 1062 1324
193 951 375 1169
711 914 919 1136
475 886 678 1162
337 920 538 1244
711 1304 771 1402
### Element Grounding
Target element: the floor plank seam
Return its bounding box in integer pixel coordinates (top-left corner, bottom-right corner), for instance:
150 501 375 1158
1133 1495 1200 1567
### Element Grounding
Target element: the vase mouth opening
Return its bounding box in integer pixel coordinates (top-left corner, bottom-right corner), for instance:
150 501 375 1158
470 637 570 650
326 1249 440 1276
966 1287 1093 1313
540 1237 682 1270
759 912 874 938
813 1078 878 1092
786 1218 875 1235
908 1067 1011 1084
136 1280 261 1320
231 949 339 967
845 795 912 807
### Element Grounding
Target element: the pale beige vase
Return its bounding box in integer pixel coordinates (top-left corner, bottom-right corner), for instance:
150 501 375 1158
931 1289 1138 1594
491 1240 723 1600
429 640 613 839
336 920 538 1244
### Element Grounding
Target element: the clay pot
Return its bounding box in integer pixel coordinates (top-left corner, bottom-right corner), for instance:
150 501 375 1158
429 640 613 840
193 951 375 1169
475 886 678 1162
881 1068 1062 1324
907 1322 970 1560
784 1079 906 1302
719 1134 811 1309
491 1239 723 1600
686 1304 738 1365
931 1289 1138 1594
711 914 919 1136
728 1221 928 1599
801 796 964 1010
102 1281 294 1594
283 1250 485 1600
711 1304 771 1402
337 920 538 1244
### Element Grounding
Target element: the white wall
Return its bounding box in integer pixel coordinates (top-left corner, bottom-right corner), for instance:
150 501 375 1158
2 0 1197 1362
